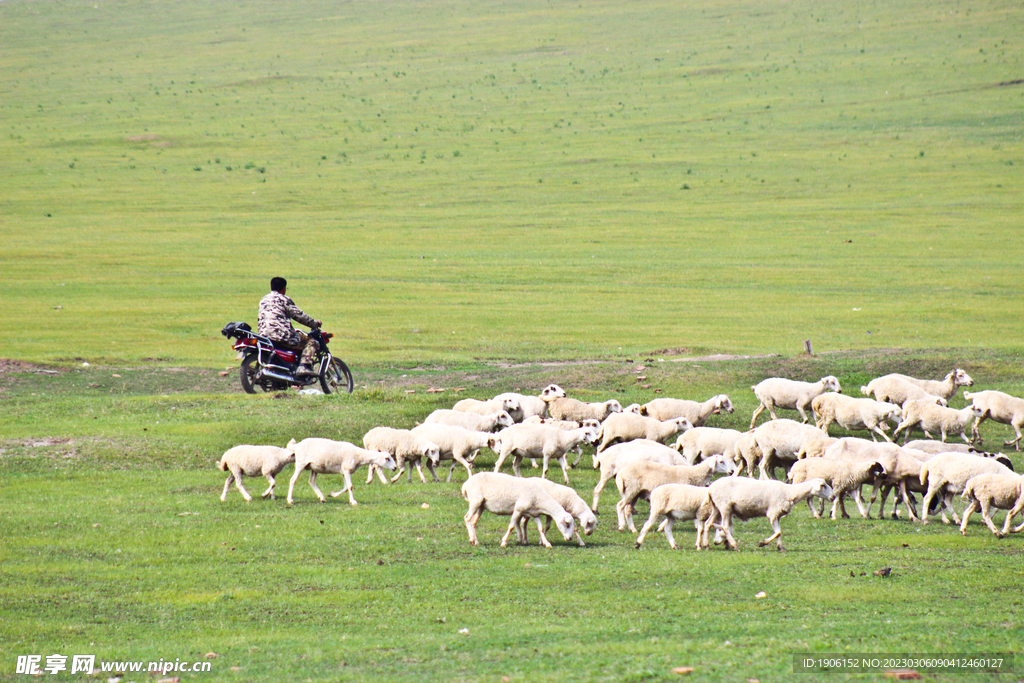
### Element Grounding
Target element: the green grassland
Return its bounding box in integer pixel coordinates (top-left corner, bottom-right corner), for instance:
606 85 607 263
1 0 1022 365
3 354 1024 682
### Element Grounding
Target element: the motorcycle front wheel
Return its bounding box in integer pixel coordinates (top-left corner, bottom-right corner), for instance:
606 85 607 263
239 354 264 394
320 358 354 395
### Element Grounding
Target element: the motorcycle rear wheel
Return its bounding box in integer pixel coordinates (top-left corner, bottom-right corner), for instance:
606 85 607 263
240 354 265 394
320 358 354 394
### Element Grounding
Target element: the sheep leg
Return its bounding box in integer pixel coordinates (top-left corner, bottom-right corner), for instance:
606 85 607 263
757 517 785 551
749 403 768 429
592 470 615 513
374 462 390 484
286 465 305 505
940 492 960 525
806 497 822 519
540 454 551 481
329 471 359 506
227 466 253 502
530 459 539 469
877 484 893 519
570 447 583 468
980 500 1006 537
511 455 524 478
795 401 810 424
958 499 977 534
308 471 327 503
412 457 429 484
720 511 739 550
388 455 408 483
757 449 773 481
557 454 571 485
970 415 987 445
919 485 939 524
451 451 474 481
1003 423 1023 450
1003 495 1024 534
463 503 484 545
365 465 376 485
500 512 522 547
261 473 277 500
492 448 512 473
220 473 237 502
853 488 870 519
698 508 719 550
872 425 892 443
425 459 441 483
899 480 920 521
664 519 680 550
635 510 662 549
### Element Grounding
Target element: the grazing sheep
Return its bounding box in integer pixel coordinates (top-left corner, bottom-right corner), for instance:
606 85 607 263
788 457 886 520
461 472 575 547
960 473 1024 537
634 483 711 550
860 376 949 407
285 438 396 506
699 477 835 551
640 394 735 426
751 419 830 480
452 395 522 421
362 427 441 485
410 423 498 482
424 409 514 433
891 400 982 444
888 369 974 401
673 427 745 466
540 385 623 422
591 439 686 513
596 413 693 453
492 422 599 484
903 440 994 455
873 447 934 521
811 393 901 442
964 390 1024 451
522 416 601 467
918 452 1015 525
217 444 296 502
614 455 735 532
517 478 597 546
750 376 842 428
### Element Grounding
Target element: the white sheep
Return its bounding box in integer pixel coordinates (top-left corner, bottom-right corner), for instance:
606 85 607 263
362 427 441 485
860 376 949 407
522 416 601 467
699 477 835 551
788 457 886 520
672 427 745 466
918 451 1015 525
750 376 842 428
517 478 597 547
821 437 902 517
964 390 1024 451
452 395 522 421
891 400 982 444
959 473 1024 537
614 455 735 532
285 438 396 506
886 369 974 401
424 408 515 433
639 394 734 426
591 439 686 513
410 423 498 482
751 419 830 480
730 431 762 478
811 393 901 442
596 413 693 453
461 472 575 547
874 447 933 521
494 389 556 421
634 483 711 550
540 385 623 422
217 444 296 502
492 422 598 484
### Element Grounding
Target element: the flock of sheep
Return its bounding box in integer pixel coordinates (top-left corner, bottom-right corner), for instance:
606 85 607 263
216 368 1024 551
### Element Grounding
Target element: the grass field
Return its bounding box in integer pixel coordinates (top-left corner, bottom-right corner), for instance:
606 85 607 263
1 0 1022 365
3 0 1024 680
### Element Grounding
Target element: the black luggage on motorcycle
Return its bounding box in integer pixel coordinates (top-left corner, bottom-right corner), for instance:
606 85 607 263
221 321 252 339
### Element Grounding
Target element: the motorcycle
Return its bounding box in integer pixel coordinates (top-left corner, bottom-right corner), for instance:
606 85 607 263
220 321 354 394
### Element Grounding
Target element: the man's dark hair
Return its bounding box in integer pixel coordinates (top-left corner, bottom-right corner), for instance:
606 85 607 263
270 277 287 292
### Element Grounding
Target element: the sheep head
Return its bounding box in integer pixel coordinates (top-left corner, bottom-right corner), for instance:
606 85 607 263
952 369 974 387
821 376 842 394
540 384 566 401
554 512 576 542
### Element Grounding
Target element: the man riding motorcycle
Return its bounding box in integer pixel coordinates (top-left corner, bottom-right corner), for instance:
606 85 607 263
257 277 322 377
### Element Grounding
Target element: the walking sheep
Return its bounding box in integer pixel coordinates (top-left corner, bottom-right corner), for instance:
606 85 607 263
591 439 686 513
461 472 575 547
452 396 522 422
217 444 296 502
751 419 830 480
614 455 734 532
596 413 692 453
963 390 1024 451
673 427 745 466
639 394 734 426
750 376 841 428
540 385 623 422
492 422 599 484
918 451 1015 524
517 478 597 546
886 369 974 401
634 483 712 550
788 457 886 520
424 409 515 433
860 376 948 407
699 477 835 551
285 438 396 506
362 427 442 485
959 473 1024 537
811 393 901 442
891 400 982 444
410 422 498 482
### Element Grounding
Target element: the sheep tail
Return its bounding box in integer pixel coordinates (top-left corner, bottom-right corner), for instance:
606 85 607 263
217 458 228 472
